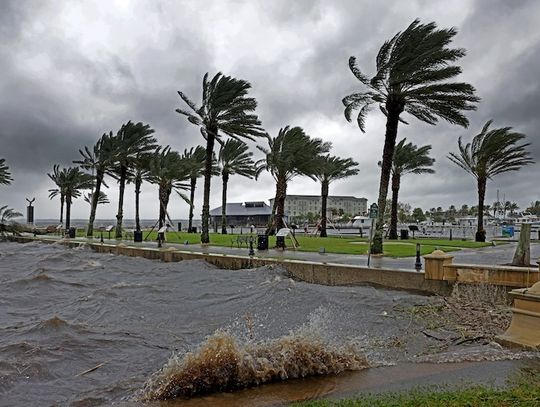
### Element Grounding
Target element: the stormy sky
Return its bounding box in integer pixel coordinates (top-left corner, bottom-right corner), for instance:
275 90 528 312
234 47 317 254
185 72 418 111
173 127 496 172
1 0 539 221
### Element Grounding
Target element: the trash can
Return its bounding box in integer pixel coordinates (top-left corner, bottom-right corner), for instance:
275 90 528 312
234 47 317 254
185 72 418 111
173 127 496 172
158 232 165 242
400 229 409 240
276 236 285 248
68 227 76 238
178 222 182 232
134 230 143 242
257 234 268 250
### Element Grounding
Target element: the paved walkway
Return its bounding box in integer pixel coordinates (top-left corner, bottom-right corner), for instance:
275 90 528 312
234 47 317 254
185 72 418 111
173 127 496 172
25 233 540 271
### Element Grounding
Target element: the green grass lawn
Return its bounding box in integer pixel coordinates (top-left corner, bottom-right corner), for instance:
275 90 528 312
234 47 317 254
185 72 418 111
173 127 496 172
293 368 540 407
77 229 495 258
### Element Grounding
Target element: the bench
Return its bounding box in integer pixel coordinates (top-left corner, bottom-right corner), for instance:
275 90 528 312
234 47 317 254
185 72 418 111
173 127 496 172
231 235 250 248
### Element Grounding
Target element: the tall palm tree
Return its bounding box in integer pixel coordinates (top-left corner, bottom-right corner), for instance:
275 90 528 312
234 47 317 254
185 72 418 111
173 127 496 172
218 139 258 234
181 146 207 233
50 167 94 230
47 164 65 224
0 158 13 185
176 72 265 243
314 155 359 237
343 19 479 254
448 120 534 241
75 132 117 237
257 126 331 234
84 191 110 206
145 147 190 229
112 121 157 238
385 139 435 239
132 152 154 232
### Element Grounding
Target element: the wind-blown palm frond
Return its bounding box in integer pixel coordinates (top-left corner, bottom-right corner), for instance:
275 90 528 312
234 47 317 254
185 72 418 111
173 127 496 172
0 158 13 185
84 191 109 206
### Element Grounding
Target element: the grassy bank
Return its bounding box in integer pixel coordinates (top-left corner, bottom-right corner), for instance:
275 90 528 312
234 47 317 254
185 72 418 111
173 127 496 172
294 368 540 407
77 229 494 258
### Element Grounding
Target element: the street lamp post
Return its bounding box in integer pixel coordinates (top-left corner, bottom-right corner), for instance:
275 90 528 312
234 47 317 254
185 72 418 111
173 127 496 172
415 243 422 271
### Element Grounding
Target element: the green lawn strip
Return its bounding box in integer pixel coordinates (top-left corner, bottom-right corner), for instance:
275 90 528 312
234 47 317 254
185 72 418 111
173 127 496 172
293 369 540 407
75 230 489 258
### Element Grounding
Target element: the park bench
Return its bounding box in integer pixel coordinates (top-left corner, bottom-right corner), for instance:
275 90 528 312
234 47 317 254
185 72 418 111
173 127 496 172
231 235 250 248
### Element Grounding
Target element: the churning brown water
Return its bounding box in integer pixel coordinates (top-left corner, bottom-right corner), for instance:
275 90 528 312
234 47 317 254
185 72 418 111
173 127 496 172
0 241 536 406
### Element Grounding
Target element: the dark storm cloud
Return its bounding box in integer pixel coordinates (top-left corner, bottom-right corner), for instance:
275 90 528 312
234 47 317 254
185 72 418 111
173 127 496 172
1 0 539 219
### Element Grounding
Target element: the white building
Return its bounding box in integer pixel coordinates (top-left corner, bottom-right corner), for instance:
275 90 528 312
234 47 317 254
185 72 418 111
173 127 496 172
269 195 367 219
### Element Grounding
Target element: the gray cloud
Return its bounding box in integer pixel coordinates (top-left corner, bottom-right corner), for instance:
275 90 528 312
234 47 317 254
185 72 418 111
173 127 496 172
1 0 539 221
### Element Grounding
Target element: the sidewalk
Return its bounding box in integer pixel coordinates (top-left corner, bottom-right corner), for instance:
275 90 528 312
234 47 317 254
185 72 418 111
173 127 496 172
25 233 540 271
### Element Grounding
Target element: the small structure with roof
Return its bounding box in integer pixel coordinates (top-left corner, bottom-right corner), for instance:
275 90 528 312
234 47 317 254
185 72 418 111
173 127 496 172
210 201 272 227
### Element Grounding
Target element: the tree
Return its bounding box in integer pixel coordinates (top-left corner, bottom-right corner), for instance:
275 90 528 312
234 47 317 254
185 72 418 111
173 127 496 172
112 121 156 238
0 158 13 185
314 155 359 237
84 191 110 206
343 19 478 253
383 139 434 239
0 206 23 237
217 139 257 234
181 146 207 233
48 164 66 224
75 132 117 237
176 72 265 243
257 126 331 234
448 120 534 241
412 207 426 222
508 202 519 217
145 147 190 229
132 152 154 232
51 167 94 230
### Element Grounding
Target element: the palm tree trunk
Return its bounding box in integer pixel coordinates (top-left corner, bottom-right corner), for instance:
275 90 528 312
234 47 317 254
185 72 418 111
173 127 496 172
115 167 127 239
188 177 196 233
201 131 215 244
135 177 142 231
266 191 278 235
320 180 329 237
158 184 170 229
372 103 402 254
60 195 64 224
87 169 103 237
221 172 229 234
65 196 72 230
476 177 486 242
275 177 287 232
388 173 400 240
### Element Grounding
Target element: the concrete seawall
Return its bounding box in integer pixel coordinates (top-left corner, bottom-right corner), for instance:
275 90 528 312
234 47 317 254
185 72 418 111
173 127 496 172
6 236 451 295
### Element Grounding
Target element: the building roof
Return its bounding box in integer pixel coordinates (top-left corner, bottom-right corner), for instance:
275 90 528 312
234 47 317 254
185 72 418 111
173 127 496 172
210 202 272 216
268 195 367 201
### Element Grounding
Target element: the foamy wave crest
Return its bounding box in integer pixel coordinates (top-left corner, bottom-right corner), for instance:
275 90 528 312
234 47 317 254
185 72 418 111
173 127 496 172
141 330 368 400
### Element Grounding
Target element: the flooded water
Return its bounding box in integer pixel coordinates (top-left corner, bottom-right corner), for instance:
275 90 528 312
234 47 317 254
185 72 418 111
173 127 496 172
0 241 536 406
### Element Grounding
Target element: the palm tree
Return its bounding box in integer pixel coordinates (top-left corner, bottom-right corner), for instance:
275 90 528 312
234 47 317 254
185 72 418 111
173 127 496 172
448 120 534 241
47 164 66 224
314 155 359 237
0 206 22 237
509 202 519 217
257 126 331 234
384 139 435 239
176 72 265 243
181 146 207 233
217 139 258 234
84 191 110 206
342 19 479 254
51 167 94 230
0 158 13 185
145 147 190 229
75 132 117 237
112 121 157 238
132 152 154 232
